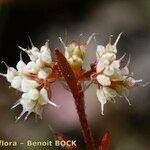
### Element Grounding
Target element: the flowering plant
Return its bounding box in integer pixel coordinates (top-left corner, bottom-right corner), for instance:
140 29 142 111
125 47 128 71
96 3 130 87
0 33 143 150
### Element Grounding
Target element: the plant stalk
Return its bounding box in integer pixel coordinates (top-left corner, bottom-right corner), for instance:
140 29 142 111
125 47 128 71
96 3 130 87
74 84 95 150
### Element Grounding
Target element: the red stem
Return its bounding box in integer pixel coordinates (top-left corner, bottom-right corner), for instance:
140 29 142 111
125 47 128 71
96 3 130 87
74 86 95 150
55 50 95 150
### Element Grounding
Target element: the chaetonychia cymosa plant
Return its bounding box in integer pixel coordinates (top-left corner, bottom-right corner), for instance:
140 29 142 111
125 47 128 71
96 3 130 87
0 33 145 150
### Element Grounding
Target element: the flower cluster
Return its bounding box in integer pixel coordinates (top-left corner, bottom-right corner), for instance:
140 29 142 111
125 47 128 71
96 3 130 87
59 34 95 69
92 34 142 114
0 33 143 120
0 40 60 121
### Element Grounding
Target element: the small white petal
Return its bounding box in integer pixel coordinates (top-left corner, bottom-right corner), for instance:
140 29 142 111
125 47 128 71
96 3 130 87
111 60 120 69
97 74 111 86
96 45 105 58
41 51 52 64
6 68 17 82
16 60 26 72
21 79 39 93
96 59 109 73
97 88 107 115
103 66 114 76
101 53 116 61
28 89 40 100
106 43 117 53
39 88 50 104
11 76 22 89
121 66 129 75
38 68 51 79
40 88 59 107
25 61 40 74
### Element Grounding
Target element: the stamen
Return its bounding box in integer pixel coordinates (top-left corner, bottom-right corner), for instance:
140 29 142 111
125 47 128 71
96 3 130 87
93 34 98 45
86 33 95 46
126 55 131 67
108 35 113 44
1 61 10 69
0 73 6 77
11 100 20 109
139 82 149 87
119 53 126 62
15 110 26 122
18 45 30 54
101 103 104 115
24 112 31 120
124 95 131 106
20 51 23 61
114 32 122 46
28 36 34 47
48 101 60 108
45 40 49 48
59 37 66 48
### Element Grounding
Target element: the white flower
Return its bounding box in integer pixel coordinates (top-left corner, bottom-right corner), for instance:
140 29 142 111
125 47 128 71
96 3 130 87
6 67 18 82
18 45 40 62
96 58 110 73
97 87 118 115
96 33 122 60
40 41 52 65
24 61 40 74
12 88 60 121
16 60 26 73
0 62 18 83
59 34 95 69
97 74 111 86
67 55 83 69
94 33 142 115
38 68 52 79
18 40 52 66
11 76 22 90
21 79 39 92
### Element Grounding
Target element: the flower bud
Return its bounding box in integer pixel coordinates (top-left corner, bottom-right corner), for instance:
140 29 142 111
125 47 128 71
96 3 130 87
38 68 52 79
97 74 111 86
11 76 22 89
21 79 39 92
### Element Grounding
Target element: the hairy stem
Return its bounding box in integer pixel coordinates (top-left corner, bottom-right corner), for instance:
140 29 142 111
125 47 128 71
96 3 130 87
74 86 95 150
55 50 95 150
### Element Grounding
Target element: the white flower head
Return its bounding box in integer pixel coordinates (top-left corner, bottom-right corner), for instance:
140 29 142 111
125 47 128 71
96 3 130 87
94 33 143 115
59 34 95 69
12 88 60 121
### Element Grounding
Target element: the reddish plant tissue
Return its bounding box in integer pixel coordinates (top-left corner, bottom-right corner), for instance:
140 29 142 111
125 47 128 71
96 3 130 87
98 131 110 150
55 50 95 150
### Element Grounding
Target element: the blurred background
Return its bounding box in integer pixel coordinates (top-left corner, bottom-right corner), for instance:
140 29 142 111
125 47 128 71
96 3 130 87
0 0 150 149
